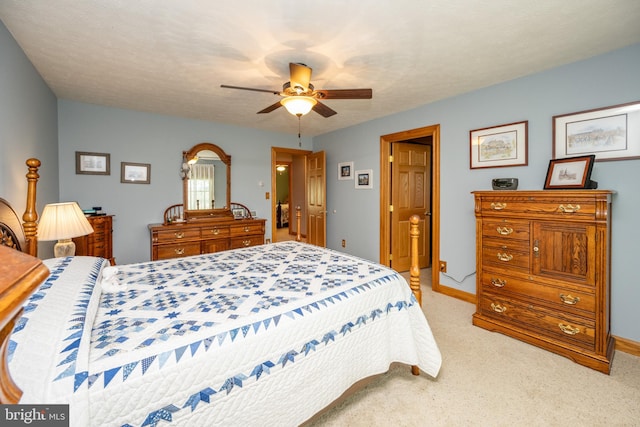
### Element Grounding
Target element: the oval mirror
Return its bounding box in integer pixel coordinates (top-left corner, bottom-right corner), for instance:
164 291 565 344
182 142 232 221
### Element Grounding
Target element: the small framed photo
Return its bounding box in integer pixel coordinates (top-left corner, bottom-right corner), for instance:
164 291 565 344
76 151 110 175
470 121 528 169
121 162 150 184
553 100 640 161
544 155 596 190
232 208 245 219
338 161 354 180
355 169 373 189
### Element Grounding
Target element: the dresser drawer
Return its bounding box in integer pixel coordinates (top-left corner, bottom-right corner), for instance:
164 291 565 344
482 219 529 240
200 224 230 238
92 243 107 258
156 242 201 260
480 198 596 220
482 238 529 270
90 216 110 229
479 294 595 350
481 268 596 316
230 235 263 249
230 223 264 236
155 227 201 243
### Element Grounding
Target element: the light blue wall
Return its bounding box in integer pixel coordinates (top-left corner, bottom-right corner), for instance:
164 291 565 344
0 20 58 257
57 100 312 264
315 43 640 341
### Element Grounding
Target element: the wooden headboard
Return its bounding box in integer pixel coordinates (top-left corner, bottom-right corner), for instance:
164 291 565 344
0 158 47 403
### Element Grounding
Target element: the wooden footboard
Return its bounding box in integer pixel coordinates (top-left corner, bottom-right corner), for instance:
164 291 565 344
0 247 49 403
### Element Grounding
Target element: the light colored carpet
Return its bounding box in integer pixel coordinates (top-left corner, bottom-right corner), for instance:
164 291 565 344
305 269 640 427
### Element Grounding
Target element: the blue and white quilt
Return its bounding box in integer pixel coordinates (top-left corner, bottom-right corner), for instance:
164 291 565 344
9 241 441 426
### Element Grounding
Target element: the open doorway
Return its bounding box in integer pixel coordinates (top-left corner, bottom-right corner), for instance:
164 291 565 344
380 124 441 293
274 161 292 240
271 147 311 242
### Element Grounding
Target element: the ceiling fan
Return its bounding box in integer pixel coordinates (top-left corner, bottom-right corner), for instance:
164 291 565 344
221 63 372 118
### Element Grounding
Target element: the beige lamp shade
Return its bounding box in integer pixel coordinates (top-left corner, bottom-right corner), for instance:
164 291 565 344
38 202 94 257
280 96 317 116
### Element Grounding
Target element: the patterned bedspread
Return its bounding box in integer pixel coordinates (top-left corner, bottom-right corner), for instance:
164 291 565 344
9 241 441 426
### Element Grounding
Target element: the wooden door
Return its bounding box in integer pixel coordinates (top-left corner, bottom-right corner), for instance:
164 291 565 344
306 151 326 247
391 143 431 271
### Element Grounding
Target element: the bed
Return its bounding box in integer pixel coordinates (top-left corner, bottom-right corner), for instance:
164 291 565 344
276 201 289 229
1 158 441 426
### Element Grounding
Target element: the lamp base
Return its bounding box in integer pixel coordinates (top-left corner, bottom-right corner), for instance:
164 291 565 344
54 238 76 257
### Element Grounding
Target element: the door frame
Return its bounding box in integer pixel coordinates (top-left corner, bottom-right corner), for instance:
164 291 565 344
380 124 441 292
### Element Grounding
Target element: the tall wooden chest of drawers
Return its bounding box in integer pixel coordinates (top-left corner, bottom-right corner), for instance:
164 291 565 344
73 215 115 265
148 218 266 261
472 190 614 373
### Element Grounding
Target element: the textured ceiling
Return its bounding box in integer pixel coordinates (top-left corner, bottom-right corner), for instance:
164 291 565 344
1 1 639 137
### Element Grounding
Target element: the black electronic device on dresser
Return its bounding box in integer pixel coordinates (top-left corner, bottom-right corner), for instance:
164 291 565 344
491 178 518 190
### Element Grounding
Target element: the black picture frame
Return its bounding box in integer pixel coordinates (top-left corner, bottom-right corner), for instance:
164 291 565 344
544 155 596 190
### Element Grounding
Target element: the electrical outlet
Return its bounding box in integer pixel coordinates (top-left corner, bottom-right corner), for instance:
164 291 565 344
439 261 447 273
341 239 346 248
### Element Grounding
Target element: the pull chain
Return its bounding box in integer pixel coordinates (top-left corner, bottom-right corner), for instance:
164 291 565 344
297 114 302 147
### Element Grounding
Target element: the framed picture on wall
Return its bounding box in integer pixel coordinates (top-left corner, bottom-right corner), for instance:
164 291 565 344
553 100 640 161
121 162 151 184
470 121 528 169
355 169 373 189
338 161 354 180
76 151 110 175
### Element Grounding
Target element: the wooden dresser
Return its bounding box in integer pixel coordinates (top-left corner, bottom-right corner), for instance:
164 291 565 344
472 190 614 373
73 215 115 264
148 218 265 261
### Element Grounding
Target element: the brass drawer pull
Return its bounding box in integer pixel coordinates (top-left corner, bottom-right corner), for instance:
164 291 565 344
559 294 580 305
558 204 580 213
490 202 506 210
211 228 219 235
496 226 513 235
174 248 185 255
242 239 251 246
490 303 507 313
244 226 250 232
497 252 513 262
490 278 506 288
174 231 185 239
558 323 580 335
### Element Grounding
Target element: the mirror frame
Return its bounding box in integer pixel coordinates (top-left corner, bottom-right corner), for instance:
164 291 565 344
182 142 233 221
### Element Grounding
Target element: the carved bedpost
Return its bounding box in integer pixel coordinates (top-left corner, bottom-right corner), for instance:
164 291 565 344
409 214 422 376
409 214 422 305
295 206 302 242
22 158 41 257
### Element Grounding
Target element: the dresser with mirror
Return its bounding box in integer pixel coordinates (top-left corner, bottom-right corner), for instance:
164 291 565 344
148 142 265 261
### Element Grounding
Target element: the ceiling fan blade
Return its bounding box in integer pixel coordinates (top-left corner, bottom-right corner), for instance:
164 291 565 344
313 101 337 118
316 89 373 99
221 84 280 95
289 63 312 91
257 101 283 114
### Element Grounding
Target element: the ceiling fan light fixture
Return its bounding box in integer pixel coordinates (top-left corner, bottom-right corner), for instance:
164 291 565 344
281 96 317 116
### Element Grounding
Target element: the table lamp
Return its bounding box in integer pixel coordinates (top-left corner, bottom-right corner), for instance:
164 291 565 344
38 202 94 257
